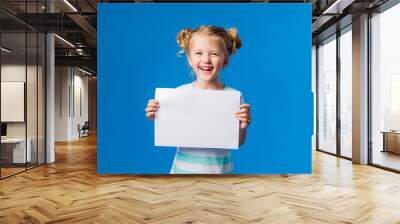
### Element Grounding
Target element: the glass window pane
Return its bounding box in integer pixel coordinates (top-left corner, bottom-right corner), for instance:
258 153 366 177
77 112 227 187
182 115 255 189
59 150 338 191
318 36 337 154
371 3 400 171
1 31 27 177
340 28 352 158
1 1 46 179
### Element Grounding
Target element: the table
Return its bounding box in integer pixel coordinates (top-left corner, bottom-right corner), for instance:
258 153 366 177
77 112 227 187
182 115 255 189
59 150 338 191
1 138 32 163
381 131 400 154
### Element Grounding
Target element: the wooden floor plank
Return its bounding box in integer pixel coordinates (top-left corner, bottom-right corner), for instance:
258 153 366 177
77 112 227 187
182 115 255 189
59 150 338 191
1 134 400 223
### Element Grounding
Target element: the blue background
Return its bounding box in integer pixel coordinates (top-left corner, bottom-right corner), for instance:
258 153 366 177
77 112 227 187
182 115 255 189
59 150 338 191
98 3 313 174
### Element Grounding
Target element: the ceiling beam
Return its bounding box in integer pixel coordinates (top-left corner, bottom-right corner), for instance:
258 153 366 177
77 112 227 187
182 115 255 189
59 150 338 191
55 55 96 72
67 13 97 45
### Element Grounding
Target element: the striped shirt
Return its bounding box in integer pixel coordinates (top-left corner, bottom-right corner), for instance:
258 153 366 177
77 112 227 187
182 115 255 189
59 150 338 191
170 82 241 174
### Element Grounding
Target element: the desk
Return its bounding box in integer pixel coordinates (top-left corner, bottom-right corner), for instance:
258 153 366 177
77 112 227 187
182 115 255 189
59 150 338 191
1 138 31 163
381 131 400 154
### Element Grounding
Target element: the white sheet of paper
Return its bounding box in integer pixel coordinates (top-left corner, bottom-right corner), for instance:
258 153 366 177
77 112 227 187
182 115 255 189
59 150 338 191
155 88 241 149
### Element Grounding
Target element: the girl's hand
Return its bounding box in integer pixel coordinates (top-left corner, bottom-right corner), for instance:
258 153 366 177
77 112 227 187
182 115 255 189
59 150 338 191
145 99 159 120
235 103 251 129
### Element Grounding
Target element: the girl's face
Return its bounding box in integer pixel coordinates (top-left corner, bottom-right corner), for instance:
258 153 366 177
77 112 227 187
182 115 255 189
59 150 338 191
187 34 228 83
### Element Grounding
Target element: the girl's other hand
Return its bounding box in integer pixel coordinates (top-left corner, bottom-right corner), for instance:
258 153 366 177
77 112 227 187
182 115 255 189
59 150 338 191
145 99 159 120
235 103 251 129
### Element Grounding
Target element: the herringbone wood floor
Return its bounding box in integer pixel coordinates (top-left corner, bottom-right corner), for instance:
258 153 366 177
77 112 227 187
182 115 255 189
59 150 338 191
1 135 400 224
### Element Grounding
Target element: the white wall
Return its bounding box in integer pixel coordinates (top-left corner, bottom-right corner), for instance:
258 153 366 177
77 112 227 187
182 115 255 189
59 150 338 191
55 66 70 141
55 67 89 141
1 65 40 137
70 72 89 138
1 66 26 133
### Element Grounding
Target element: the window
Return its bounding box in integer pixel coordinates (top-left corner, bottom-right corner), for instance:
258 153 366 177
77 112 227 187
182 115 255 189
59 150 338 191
371 2 400 171
339 27 352 158
318 35 337 154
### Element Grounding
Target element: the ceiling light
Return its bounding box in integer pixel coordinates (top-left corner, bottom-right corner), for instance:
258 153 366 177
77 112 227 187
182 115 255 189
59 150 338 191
1 47 11 53
54 34 75 48
63 0 78 12
78 67 93 76
322 0 354 15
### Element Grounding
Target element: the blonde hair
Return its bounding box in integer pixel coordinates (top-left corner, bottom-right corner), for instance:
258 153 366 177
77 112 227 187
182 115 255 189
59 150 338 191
176 25 242 57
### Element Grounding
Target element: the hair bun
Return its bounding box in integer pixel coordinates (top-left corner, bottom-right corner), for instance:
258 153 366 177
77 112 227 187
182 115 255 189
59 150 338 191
176 28 193 52
227 27 242 54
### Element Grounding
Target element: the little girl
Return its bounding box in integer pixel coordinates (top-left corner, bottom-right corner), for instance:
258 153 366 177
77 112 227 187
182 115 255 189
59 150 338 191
145 25 251 174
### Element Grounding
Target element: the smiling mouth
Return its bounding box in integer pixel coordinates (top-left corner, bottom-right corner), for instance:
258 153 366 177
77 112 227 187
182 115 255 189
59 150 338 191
199 66 213 71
